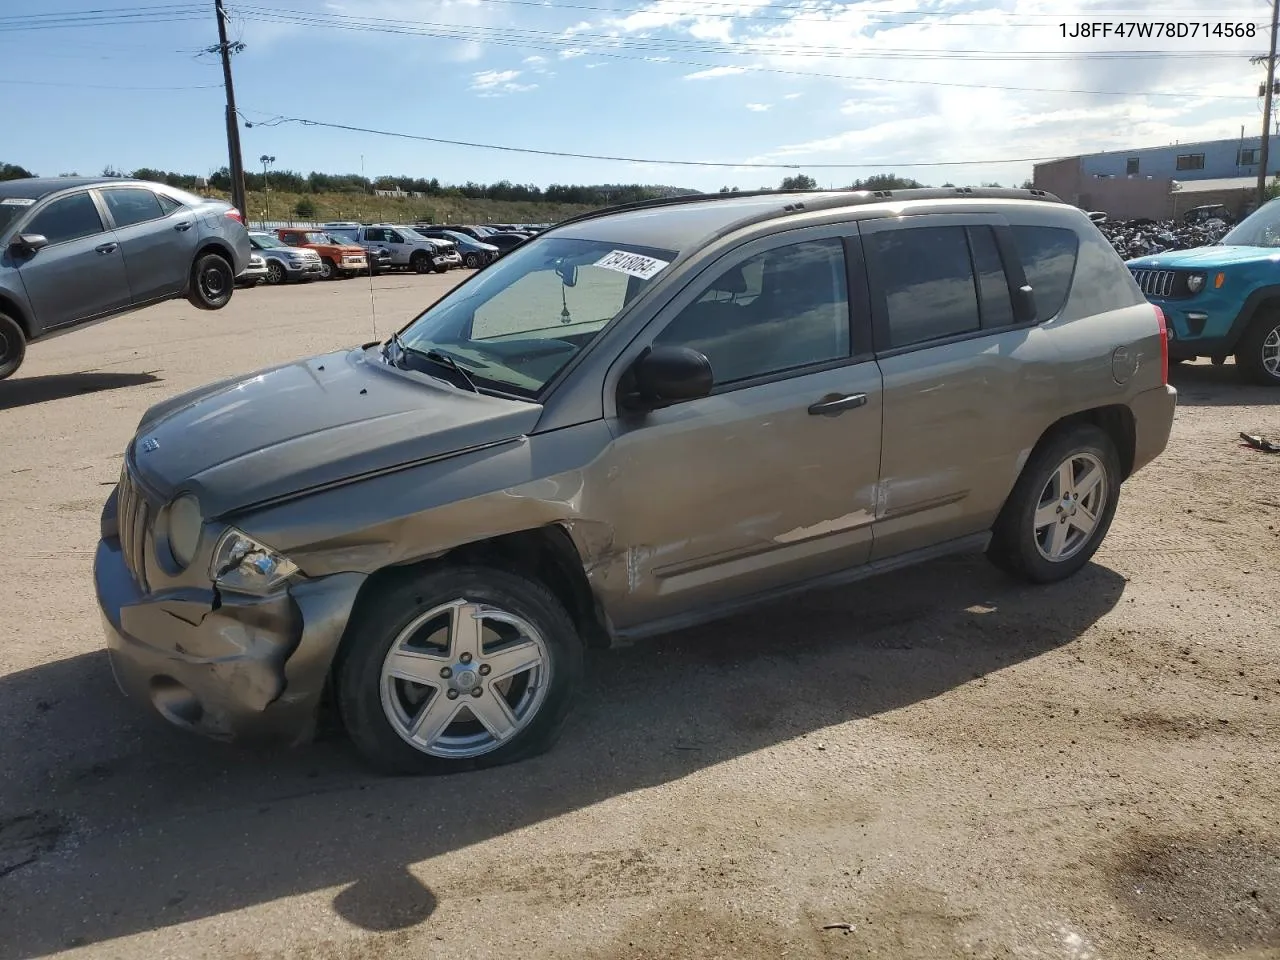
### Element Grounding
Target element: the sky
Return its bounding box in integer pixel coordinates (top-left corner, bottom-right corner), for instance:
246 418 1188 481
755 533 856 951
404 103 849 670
1 0 1275 193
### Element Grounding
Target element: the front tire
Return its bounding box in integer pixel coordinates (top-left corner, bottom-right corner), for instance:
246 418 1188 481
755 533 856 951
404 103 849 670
986 423 1121 584
187 253 234 310
337 566 584 776
319 259 336 280
0 312 26 381
464 252 480 269
411 252 432 274
1235 313 1280 386
266 261 286 285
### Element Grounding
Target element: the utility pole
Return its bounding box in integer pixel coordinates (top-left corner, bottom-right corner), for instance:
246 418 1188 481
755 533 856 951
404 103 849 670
214 0 247 216
1258 0 1280 207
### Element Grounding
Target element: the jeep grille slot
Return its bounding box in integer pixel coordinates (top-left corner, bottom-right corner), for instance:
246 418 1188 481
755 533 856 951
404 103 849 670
117 465 150 592
1129 268 1191 300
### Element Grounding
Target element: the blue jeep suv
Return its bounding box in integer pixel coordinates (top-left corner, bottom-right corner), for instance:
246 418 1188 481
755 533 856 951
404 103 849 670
1127 199 1280 385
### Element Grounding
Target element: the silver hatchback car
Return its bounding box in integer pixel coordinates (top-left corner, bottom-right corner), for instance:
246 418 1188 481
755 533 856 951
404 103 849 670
94 188 1176 775
0 177 250 380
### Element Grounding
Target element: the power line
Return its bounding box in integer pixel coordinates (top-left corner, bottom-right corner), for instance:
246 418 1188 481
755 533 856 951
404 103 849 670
238 108 1076 169
0 78 221 90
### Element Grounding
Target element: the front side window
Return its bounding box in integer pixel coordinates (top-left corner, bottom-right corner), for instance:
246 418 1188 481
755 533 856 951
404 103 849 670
101 188 165 228
653 238 850 385
25 192 104 245
394 236 676 397
869 226 980 349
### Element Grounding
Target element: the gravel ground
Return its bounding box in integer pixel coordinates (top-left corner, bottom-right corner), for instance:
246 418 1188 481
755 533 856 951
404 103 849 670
0 274 1277 960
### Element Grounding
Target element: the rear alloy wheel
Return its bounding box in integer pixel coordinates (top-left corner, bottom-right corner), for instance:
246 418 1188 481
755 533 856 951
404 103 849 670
266 261 286 285
187 253 234 310
986 423 1120 584
0 312 27 381
338 566 583 775
1235 314 1280 386
464 252 480 269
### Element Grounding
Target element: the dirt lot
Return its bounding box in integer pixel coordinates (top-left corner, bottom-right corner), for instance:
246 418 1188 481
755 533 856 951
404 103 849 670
0 273 1277 960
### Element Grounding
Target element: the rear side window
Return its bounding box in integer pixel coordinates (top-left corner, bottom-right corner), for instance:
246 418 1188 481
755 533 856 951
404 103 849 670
26 192 104 245
968 226 1015 329
156 193 183 215
869 226 980 348
102 188 165 228
1011 225 1078 320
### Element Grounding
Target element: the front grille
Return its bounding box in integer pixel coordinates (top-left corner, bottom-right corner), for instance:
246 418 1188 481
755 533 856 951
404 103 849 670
117 462 151 591
1130 268 1194 300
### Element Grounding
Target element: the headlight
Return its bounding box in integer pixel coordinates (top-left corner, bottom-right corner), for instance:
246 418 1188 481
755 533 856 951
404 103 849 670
166 494 204 568
1187 274 1205 293
210 527 299 595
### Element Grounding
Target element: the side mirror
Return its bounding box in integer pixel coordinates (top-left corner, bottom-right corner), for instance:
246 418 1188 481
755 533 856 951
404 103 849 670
11 233 48 254
1012 284 1038 325
624 345 714 410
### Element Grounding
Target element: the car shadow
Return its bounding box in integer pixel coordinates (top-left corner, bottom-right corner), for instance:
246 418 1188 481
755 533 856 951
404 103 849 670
1169 361 1279 407
0 556 1125 958
0 371 161 412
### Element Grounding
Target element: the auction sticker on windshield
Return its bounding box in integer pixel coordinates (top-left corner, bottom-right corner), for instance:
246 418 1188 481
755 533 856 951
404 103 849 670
594 250 670 280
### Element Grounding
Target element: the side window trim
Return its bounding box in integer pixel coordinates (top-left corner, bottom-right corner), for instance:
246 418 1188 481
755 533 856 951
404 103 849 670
965 224 1032 332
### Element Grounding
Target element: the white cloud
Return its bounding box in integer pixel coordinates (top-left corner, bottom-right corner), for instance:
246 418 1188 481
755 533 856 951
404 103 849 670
783 93 803 100
684 65 748 80
559 48 588 59
469 69 537 96
522 55 546 64
745 102 771 112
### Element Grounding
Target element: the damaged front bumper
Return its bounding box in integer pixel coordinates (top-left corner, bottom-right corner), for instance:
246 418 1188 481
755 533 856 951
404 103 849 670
94 536 365 745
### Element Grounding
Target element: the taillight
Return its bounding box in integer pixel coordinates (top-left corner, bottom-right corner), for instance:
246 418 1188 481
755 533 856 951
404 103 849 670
225 209 244 225
1153 304 1169 385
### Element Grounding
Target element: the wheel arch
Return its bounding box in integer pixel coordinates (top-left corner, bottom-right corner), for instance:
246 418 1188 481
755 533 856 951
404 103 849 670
0 290 33 339
1231 286 1280 347
1026 405 1136 481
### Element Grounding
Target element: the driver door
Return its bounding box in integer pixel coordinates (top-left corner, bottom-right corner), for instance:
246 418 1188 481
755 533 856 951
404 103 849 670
591 224 885 632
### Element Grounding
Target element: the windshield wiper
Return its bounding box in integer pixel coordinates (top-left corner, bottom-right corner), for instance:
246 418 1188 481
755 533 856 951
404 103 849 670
390 334 478 392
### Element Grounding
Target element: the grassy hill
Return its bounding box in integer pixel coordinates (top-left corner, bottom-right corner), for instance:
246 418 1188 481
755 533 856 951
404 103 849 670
221 188 598 226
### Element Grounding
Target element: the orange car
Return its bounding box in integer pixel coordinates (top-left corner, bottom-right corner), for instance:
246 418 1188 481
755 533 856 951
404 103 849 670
274 228 368 280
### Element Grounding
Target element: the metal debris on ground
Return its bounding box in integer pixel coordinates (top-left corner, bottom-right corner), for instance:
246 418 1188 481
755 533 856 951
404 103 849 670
1239 433 1280 453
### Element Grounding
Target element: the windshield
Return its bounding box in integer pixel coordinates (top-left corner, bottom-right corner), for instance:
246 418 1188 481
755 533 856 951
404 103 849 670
392 236 678 398
0 197 37 235
303 231 333 244
1221 200 1280 247
398 227 434 242
442 230 473 245
250 233 288 249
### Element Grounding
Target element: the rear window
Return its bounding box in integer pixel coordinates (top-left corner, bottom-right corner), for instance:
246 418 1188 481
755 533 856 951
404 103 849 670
1011 225 1078 320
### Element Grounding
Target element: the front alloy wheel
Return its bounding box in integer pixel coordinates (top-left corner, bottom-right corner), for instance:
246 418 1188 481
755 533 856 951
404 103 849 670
266 261 286 285
319 259 335 280
338 566 583 775
1236 314 1280 386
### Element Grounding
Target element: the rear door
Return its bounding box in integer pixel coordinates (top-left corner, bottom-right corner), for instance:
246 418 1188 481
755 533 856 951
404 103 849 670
14 189 131 329
97 185 198 303
860 214 1063 561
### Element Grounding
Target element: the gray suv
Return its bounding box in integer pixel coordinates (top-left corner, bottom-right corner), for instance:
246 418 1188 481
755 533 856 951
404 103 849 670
327 224 461 274
0 177 250 380
94 188 1176 775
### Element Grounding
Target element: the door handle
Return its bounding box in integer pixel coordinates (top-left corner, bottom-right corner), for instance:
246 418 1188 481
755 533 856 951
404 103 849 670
95 242 118 254
807 392 868 416
174 221 193 231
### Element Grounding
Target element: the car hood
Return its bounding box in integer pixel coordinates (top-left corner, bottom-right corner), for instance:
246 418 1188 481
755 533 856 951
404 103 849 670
130 347 542 518
1126 245 1280 269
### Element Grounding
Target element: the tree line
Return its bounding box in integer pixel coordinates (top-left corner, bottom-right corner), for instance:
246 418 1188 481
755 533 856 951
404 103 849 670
1 162 1032 202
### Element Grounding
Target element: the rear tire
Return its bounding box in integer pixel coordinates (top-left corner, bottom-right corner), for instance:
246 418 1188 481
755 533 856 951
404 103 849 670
0 312 26 381
337 566 583 776
986 423 1121 584
187 253 234 310
1234 313 1280 386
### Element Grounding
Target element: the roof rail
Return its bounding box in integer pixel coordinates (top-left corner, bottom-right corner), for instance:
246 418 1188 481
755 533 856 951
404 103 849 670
549 186 1063 231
